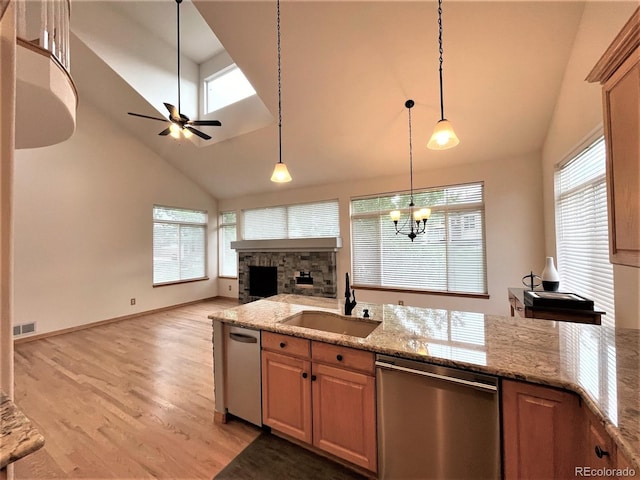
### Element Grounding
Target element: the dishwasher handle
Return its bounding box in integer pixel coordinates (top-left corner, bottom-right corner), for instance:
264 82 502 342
376 361 498 393
229 332 258 344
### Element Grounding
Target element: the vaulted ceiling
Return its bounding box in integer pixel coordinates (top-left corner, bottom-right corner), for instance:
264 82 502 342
66 1 632 199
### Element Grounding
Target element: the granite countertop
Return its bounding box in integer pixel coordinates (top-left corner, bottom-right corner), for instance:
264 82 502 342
209 294 640 470
0 392 45 469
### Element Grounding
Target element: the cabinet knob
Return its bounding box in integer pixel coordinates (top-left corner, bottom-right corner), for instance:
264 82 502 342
336 354 343 361
311 375 317 381
279 342 286 348
595 445 610 459
302 372 308 379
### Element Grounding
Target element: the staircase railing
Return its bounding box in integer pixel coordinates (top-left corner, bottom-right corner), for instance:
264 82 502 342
16 0 70 70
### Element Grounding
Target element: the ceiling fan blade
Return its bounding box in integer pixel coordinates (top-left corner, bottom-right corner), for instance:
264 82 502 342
158 127 172 136
164 103 180 121
185 126 211 140
188 120 222 127
128 112 169 122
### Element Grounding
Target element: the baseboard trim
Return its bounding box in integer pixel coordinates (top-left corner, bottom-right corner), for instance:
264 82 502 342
13 296 230 344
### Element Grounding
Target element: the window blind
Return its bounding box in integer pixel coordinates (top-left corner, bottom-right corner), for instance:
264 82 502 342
243 200 340 240
351 182 486 294
219 211 237 277
153 205 207 285
555 137 614 327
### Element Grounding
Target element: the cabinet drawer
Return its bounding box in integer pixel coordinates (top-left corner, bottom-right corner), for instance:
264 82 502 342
312 341 374 375
262 331 310 358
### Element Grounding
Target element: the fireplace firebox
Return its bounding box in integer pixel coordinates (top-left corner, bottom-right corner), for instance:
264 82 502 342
249 266 278 298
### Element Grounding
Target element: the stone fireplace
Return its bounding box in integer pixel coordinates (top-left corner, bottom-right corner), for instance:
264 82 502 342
231 238 341 304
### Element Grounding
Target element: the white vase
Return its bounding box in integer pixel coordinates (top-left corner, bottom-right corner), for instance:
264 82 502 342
541 256 560 292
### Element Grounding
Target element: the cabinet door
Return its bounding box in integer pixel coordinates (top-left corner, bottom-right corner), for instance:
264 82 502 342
582 404 617 478
311 362 377 472
603 47 640 267
502 379 582 480
261 350 312 443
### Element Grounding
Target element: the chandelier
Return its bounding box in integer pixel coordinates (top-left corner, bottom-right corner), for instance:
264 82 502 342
390 100 431 242
270 0 292 183
427 0 459 150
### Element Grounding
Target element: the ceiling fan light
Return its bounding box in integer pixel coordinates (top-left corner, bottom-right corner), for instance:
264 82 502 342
271 162 292 183
169 123 181 139
427 119 460 150
182 127 193 139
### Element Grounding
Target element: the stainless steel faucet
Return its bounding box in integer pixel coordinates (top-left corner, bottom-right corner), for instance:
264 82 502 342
344 272 357 315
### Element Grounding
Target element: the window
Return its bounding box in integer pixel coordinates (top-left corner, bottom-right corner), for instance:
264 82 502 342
243 200 340 240
350 182 486 295
219 211 237 277
555 136 614 327
205 64 256 114
153 205 207 285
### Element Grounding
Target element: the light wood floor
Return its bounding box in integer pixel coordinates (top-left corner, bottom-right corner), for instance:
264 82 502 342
13 298 261 479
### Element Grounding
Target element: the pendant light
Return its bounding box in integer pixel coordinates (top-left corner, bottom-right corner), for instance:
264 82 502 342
427 0 459 150
390 100 431 242
270 0 292 183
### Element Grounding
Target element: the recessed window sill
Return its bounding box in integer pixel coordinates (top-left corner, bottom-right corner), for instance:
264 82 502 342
153 277 210 288
352 285 490 300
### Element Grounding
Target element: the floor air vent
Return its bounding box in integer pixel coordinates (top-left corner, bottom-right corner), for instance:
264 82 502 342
13 322 36 336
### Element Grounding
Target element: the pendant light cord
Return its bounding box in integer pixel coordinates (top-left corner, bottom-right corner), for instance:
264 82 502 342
408 103 414 206
176 0 182 114
437 0 444 121
277 0 283 165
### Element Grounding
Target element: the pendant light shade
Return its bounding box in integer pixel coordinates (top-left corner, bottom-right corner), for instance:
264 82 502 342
428 0 459 151
270 0 292 183
427 119 459 150
271 162 292 183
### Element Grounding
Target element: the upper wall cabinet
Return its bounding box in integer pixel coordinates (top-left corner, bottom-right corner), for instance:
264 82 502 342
587 7 640 268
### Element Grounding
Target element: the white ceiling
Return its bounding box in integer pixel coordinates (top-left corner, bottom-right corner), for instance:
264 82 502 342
66 1 633 200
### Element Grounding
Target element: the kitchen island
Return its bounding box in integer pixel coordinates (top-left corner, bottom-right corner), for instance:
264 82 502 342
209 294 640 473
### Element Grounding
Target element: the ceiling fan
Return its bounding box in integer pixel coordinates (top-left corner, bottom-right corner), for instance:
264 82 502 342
127 0 221 140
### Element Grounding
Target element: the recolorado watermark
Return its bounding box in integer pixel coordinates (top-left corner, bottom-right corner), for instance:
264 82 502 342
575 466 637 477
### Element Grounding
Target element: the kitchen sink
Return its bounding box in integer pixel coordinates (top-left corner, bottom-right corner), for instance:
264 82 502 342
282 311 380 338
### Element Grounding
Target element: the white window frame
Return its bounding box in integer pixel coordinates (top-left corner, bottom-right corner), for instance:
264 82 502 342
153 205 208 286
204 64 256 114
219 211 238 278
350 182 487 296
555 134 614 327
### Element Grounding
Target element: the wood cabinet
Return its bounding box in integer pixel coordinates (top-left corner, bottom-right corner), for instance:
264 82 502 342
502 379 583 479
261 332 377 472
587 7 640 268
311 342 377 472
261 349 312 443
503 379 637 479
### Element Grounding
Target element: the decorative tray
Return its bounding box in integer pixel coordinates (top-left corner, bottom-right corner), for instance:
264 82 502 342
523 291 595 310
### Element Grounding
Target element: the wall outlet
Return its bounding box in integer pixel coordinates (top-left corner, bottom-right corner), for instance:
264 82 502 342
228 285 232 291
398 300 404 306
130 298 136 306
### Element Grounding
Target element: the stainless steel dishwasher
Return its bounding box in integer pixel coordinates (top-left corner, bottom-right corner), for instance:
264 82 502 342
376 354 500 480
224 325 262 426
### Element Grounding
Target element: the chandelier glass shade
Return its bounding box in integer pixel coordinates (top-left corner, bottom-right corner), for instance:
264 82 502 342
427 0 459 150
390 100 432 242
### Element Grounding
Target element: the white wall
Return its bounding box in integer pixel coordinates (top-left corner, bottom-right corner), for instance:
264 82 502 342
541 2 639 329
219 151 545 317
13 99 218 336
